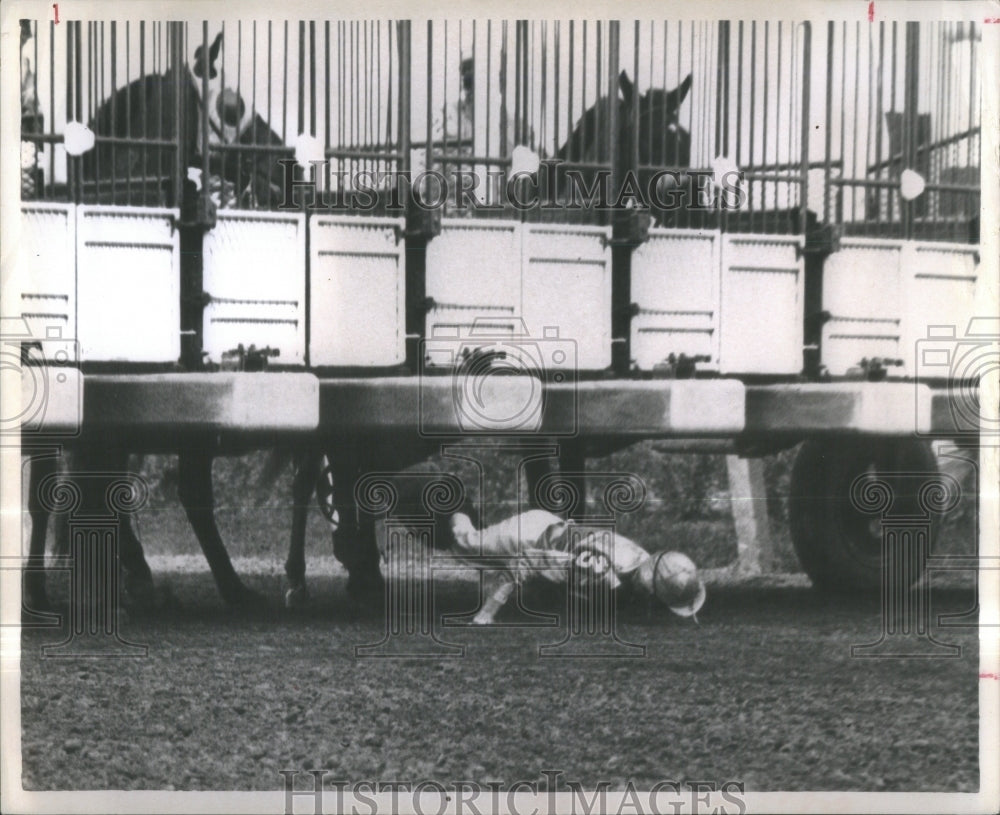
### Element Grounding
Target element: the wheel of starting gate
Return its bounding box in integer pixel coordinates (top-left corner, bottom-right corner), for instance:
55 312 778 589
788 438 939 594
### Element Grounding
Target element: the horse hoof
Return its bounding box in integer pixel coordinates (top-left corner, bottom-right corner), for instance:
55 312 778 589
284 584 309 609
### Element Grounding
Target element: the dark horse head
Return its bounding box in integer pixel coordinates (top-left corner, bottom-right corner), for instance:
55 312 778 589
551 70 692 225
81 31 287 209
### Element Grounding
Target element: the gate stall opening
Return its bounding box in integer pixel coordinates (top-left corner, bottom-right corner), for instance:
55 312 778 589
817 20 982 379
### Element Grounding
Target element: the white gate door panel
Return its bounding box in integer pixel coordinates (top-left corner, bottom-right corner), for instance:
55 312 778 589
719 234 803 375
424 220 522 364
522 224 612 371
76 206 179 363
309 216 405 367
902 242 980 379
630 229 720 371
16 203 76 350
820 239 904 377
203 211 306 366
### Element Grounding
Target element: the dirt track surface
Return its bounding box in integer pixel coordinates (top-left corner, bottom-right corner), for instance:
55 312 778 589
20 573 979 792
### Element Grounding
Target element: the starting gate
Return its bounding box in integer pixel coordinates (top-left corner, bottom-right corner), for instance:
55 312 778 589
13 15 983 388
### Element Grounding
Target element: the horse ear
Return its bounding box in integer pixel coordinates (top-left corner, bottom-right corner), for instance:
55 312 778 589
619 70 634 103
675 74 693 107
209 32 223 70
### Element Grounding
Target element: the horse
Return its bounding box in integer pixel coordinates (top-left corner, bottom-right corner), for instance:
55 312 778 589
546 70 693 225
24 30 287 616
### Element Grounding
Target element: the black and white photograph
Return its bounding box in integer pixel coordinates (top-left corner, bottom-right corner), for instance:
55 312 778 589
1 1 997 812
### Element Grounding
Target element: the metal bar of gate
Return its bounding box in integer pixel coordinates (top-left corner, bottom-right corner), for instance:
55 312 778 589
902 21 920 240
799 21 811 232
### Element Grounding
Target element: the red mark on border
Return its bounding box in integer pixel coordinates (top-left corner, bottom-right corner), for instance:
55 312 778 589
868 2 874 22
980 673 999 680
986 17 1000 23
52 4 59 23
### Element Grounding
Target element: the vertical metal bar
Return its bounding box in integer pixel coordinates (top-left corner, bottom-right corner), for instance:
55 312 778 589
518 20 529 150
267 22 275 208
426 20 433 172
201 23 210 215
443 20 450 160
91 22 99 202
110 22 117 202
749 22 757 226
156 23 164 198
850 22 860 226
799 21 811 233
737 21 744 172
170 23 182 208
566 21 573 162
399 20 411 176
514 20 522 146
66 20 74 202
75 21 82 202
608 19 630 376
553 22 560 158
250 21 259 209
337 22 343 152
633 21 640 174
902 21 919 240
608 20 619 207
968 22 978 228
486 20 493 161
823 22 834 225
124 21 132 201
48 20 55 199
325 21 331 162
282 22 289 145
309 20 315 141
138 22 146 202
876 21 886 229
297 21 305 139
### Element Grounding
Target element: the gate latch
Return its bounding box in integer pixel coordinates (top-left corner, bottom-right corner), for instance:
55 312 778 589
653 353 711 379
221 344 280 372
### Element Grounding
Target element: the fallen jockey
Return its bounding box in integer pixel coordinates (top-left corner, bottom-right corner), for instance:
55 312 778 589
446 509 706 624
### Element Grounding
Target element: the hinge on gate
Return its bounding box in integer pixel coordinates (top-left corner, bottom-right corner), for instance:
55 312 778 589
181 290 213 309
404 206 442 245
221 344 280 372
851 357 904 382
178 179 218 230
653 353 710 379
797 223 841 259
608 210 652 249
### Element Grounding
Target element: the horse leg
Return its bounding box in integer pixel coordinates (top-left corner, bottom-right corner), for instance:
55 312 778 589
24 454 57 614
177 446 258 607
285 448 322 608
329 448 384 604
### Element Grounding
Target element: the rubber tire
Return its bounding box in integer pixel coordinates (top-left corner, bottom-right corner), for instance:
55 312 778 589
788 438 939 594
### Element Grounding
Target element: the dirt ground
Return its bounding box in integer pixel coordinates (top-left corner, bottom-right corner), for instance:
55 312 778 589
19 571 979 793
